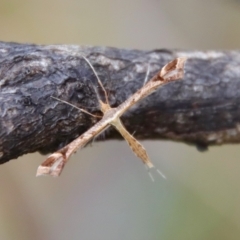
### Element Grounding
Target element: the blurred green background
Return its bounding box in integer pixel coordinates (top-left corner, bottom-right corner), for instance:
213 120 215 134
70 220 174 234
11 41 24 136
1 0 240 239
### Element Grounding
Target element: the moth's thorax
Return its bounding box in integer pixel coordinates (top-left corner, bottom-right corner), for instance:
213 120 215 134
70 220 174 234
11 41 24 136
99 100 111 113
102 107 118 121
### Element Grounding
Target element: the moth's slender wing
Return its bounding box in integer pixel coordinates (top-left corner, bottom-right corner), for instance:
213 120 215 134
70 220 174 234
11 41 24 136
111 118 154 168
37 120 110 177
160 57 187 82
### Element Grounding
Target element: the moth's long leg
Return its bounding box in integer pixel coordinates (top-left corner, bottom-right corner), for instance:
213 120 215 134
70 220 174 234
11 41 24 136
51 96 101 118
37 119 110 177
111 118 154 169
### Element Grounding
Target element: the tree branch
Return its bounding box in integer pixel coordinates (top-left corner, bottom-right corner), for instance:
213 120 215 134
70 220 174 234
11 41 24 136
0 41 240 164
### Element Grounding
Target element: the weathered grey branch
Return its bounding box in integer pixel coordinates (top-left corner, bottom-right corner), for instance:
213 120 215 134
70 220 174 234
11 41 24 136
0 41 240 164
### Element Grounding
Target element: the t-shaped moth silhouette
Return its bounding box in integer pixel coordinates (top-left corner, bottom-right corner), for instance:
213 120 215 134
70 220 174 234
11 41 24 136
36 56 187 177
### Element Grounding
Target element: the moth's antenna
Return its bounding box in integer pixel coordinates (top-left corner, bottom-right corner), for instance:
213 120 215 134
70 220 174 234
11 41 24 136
143 63 150 86
106 69 113 103
81 55 109 105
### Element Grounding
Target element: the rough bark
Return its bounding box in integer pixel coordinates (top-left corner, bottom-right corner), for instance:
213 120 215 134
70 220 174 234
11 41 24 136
0 41 240 164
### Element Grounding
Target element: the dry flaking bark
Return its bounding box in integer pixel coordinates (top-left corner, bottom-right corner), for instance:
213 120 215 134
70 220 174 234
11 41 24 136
0 41 240 164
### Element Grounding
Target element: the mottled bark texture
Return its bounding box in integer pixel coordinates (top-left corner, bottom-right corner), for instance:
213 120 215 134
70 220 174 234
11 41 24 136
0 41 240 164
